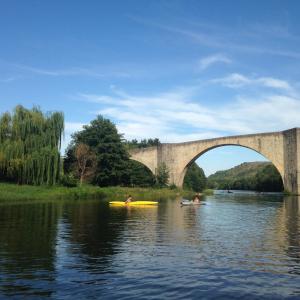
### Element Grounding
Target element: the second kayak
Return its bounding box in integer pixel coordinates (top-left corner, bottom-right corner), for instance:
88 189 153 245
181 200 205 206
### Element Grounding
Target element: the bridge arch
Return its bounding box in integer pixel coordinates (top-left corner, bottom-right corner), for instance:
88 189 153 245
129 146 158 176
128 159 156 186
129 128 300 194
129 157 156 176
179 144 284 190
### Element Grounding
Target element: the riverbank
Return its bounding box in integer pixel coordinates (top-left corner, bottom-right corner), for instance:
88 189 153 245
0 183 213 202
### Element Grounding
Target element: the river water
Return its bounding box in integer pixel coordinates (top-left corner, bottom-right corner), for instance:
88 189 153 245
0 193 300 299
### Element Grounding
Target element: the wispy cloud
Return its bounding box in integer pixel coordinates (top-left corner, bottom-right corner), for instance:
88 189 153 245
79 93 121 104
12 63 131 78
212 73 251 88
246 22 300 41
197 54 231 71
257 77 292 90
129 16 300 59
212 73 292 91
14 64 102 77
0 76 18 83
76 77 300 143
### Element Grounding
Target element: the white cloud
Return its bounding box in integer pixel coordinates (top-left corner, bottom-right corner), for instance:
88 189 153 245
257 77 291 90
197 54 231 70
76 78 300 144
212 73 292 91
212 73 251 88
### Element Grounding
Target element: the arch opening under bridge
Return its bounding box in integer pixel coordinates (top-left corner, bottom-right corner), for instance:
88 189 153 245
181 144 283 192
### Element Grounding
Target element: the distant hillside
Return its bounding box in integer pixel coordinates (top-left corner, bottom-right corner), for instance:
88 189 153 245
207 162 283 192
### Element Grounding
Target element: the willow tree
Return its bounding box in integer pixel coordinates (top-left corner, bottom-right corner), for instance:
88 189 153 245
0 105 64 185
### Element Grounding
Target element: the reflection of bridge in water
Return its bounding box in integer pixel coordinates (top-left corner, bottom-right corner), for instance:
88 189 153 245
129 128 300 195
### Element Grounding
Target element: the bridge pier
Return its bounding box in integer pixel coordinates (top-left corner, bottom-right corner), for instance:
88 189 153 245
130 128 300 195
283 128 300 195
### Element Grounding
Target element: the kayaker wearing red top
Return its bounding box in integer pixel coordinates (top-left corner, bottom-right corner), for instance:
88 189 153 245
125 195 133 204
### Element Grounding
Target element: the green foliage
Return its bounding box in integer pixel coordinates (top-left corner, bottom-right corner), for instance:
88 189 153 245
123 138 161 187
64 117 160 188
169 183 177 190
126 160 156 187
207 162 283 192
60 174 78 187
0 105 64 185
63 144 76 174
183 162 207 192
255 164 283 192
155 163 169 187
65 115 129 186
125 138 161 150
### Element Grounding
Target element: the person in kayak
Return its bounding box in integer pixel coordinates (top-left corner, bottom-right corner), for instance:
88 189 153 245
125 195 133 204
192 194 201 203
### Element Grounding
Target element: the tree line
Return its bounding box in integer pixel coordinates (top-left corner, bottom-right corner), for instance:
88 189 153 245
0 107 182 189
0 106 283 192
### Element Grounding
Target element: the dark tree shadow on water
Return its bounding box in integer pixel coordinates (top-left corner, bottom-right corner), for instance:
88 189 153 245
0 201 62 298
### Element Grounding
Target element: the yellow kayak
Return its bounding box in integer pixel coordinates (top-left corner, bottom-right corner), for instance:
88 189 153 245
109 201 158 206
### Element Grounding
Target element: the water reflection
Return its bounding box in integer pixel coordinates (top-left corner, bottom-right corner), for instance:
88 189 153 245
0 201 63 297
279 196 300 275
0 195 300 299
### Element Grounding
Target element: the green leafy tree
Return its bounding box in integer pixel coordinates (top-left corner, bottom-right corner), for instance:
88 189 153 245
125 138 161 150
183 162 207 191
155 162 169 187
65 128 161 187
65 115 129 186
0 105 64 185
126 160 156 187
255 164 283 192
63 143 77 174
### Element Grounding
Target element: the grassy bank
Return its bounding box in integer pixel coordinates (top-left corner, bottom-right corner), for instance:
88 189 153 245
202 189 214 196
0 183 198 202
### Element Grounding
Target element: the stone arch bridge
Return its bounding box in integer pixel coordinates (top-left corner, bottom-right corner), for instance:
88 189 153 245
129 128 300 195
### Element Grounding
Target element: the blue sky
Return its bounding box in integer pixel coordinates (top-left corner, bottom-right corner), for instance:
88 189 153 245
1 0 300 175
